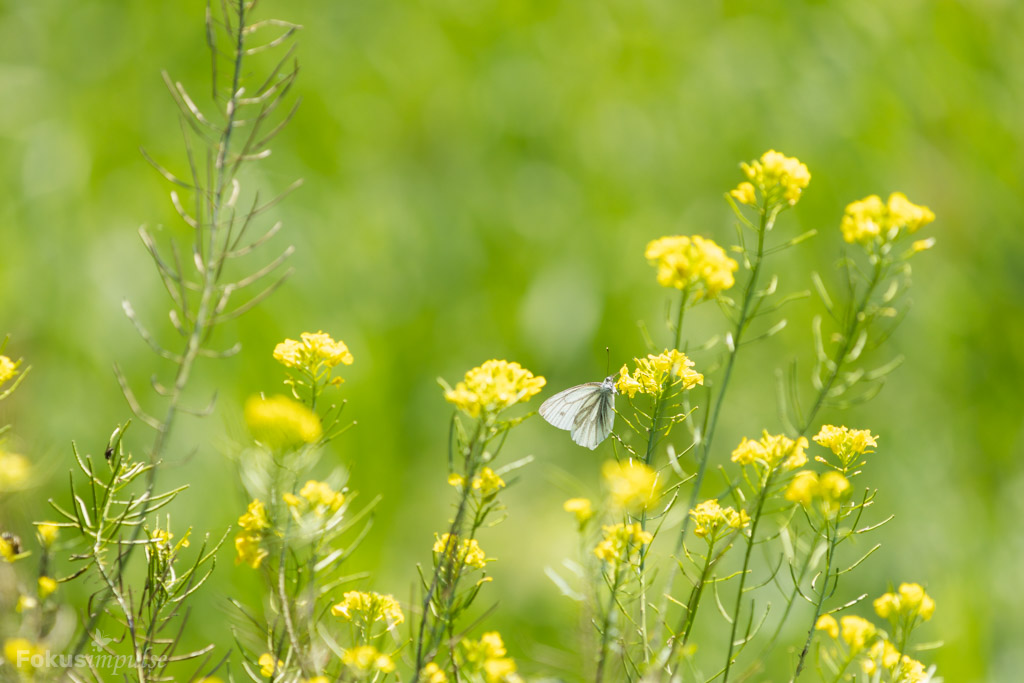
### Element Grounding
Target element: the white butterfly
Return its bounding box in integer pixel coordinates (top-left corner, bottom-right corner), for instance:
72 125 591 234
539 375 617 450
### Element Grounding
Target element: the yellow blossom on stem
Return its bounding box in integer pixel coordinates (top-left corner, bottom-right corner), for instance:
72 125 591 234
785 470 850 513
433 533 488 570
421 663 449 683
645 235 738 299
689 499 750 540
815 614 839 639
342 645 395 674
602 460 661 512
443 360 545 419
0 451 30 489
330 590 405 625
731 431 808 472
563 498 594 527
274 331 354 372
814 424 878 467
448 473 465 488
245 394 322 450
730 181 757 206
472 467 506 498
36 523 60 547
38 576 57 598
285 480 345 515
459 631 521 682
874 583 935 622
593 522 652 565
258 653 282 677
0 355 19 386
840 192 935 247
4 638 43 671
238 500 270 532
737 149 811 207
839 615 876 653
234 532 267 569
616 349 703 398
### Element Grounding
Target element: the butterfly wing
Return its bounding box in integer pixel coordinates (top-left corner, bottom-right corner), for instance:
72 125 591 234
539 383 602 431
569 387 615 450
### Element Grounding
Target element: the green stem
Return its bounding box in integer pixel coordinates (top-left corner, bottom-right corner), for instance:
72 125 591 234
596 564 625 683
792 520 838 681
722 469 774 682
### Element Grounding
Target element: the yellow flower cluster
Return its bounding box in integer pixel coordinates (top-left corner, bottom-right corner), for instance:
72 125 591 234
840 192 935 247
593 522 652 565
443 360 546 419
235 500 270 569
433 533 488 570
0 355 19 386
602 460 661 512
245 394 322 451
258 652 283 677
563 498 594 527
37 523 59 547
38 576 58 599
341 645 396 675
814 424 878 467
874 583 935 622
731 431 808 472
689 499 750 540
733 149 811 207
837 614 876 653
421 663 449 683
471 467 506 498
784 470 851 512
0 450 30 490
274 331 354 373
616 349 704 399
330 590 405 625
644 235 738 299
4 638 43 671
862 640 928 682
284 480 345 515
459 632 521 683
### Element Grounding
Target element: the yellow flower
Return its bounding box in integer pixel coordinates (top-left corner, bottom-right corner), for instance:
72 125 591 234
738 150 811 207
15 595 36 613
645 235 738 298
37 523 60 547
4 638 43 671
731 432 807 472
285 480 345 514
459 632 520 682
0 451 30 489
433 534 488 570
245 394 322 450
484 658 518 682
38 576 58 598
813 424 877 466
421 663 449 683
863 639 901 674
839 615 876 653
472 468 506 498
593 522 652 565
730 181 757 206
785 470 819 506
238 500 270 532
258 652 282 677
689 499 750 540
563 498 594 526
0 355 19 386
448 473 465 488
819 471 850 501
274 331 354 371
815 614 839 639
896 655 928 683
234 532 267 569
616 349 703 398
342 645 395 674
874 583 935 622
841 193 934 246
443 360 545 419
602 460 660 512
330 590 405 625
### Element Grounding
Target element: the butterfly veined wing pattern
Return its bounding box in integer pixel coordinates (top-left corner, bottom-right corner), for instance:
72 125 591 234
539 376 617 450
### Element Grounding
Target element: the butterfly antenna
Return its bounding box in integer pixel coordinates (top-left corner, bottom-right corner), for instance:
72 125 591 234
605 347 611 375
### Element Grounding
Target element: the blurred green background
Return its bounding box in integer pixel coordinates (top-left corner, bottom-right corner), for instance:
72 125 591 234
1 0 1022 680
